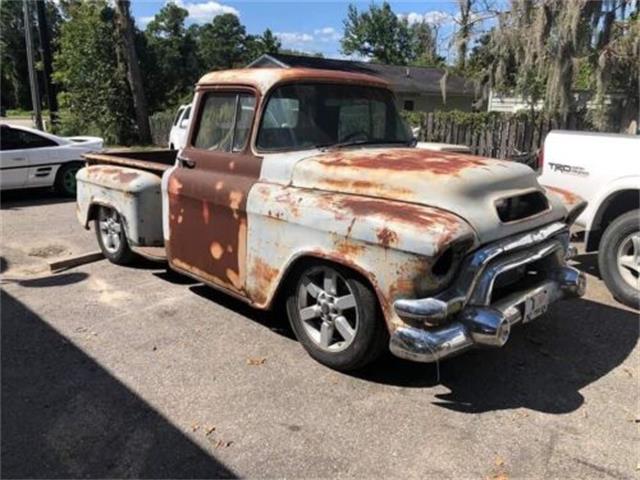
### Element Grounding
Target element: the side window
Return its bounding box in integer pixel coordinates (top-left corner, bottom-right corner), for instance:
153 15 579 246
0 127 20 151
173 107 185 126
233 96 256 152
2 129 57 150
193 93 255 152
182 106 192 122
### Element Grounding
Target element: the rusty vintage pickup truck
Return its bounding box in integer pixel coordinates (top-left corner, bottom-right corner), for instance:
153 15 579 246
77 68 587 371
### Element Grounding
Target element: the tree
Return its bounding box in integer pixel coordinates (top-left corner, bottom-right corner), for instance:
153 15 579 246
114 0 151 143
144 2 200 110
53 1 134 144
454 0 475 70
0 0 61 110
197 13 248 70
411 21 444 67
341 2 415 64
245 28 282 62
478 0 639 130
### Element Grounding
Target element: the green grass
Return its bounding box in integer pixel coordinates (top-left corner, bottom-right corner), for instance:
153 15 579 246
3 109 55 118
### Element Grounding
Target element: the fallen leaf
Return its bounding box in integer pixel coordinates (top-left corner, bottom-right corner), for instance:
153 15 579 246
247 357 266 366
623 368 633 378
191 424 199 432
206 426 216 436
495 456 505 467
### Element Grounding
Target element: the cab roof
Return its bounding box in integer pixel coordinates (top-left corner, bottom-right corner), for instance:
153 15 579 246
196 67 389 94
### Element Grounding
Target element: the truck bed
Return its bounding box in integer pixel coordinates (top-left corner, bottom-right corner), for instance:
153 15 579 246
83 149 177 174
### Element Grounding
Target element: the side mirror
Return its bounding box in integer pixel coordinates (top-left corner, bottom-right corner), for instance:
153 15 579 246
179 119 189 129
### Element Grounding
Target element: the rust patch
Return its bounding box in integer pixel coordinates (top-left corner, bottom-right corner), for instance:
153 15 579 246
86 166 140 184
210 242 224 260
335 240 366 257
225 218 247 290
248 257 280 306
315 148 490 176
202 201 211 224
376 227 399 248
229 190 243 210
334 196 462 231
197 67 388 95
167 146 262 296
274 191 302 218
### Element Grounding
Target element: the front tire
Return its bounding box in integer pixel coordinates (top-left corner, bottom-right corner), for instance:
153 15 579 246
94 206 136 265
286 262 388 371
598 209 640 309
55 162 82 197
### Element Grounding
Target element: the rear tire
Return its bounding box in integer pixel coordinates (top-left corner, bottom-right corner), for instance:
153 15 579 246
94 206 136 265
598 209 640 309
285 261 388 371
54 162 82 197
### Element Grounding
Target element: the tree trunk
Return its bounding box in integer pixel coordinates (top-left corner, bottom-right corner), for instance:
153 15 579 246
456 0 473 70
114 0 151 144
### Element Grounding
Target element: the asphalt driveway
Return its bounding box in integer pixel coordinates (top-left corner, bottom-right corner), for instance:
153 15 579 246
1 189 638 479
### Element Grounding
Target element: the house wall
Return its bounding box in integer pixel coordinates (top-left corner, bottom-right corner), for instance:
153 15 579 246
396 93 473 113
487 89 625 113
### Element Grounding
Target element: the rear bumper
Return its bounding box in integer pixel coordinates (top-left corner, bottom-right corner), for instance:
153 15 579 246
389 222 586 363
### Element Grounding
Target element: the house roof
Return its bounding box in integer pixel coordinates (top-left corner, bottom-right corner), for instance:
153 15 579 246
247 53 474 96
197 67 388 94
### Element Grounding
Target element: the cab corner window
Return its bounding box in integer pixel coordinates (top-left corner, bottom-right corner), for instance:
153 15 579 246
193 93 255 152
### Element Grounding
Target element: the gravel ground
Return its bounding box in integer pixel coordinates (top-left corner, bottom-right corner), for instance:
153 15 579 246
1 189 638 479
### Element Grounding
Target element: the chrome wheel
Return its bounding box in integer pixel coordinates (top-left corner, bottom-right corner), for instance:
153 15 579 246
98 208 123 254
617 232 640 291
297 266 359 352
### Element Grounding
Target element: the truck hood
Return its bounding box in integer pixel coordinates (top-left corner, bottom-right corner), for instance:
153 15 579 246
290 147 567 244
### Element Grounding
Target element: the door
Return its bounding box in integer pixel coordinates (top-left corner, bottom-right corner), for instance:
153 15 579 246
22 130 59 187
0 126 30 189
166 90 261 296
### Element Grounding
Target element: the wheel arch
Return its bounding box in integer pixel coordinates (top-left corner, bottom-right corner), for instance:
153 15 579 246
85 201 132 243
263 251 386 316
54 159 84 181
586 189 640 252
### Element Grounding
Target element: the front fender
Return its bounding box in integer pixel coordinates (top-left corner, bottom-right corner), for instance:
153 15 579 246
245 183 477 330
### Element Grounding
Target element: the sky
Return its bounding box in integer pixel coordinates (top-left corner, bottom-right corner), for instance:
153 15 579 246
131 1 466 60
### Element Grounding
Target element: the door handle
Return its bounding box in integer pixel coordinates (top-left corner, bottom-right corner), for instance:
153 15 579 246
178 157 196 169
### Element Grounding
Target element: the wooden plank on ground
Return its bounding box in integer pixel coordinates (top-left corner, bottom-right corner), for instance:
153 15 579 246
49 251 104 273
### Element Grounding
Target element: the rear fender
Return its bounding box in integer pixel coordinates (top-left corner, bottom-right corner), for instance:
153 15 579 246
76 165 164 247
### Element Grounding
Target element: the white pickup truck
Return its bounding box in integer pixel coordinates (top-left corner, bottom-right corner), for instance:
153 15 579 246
538 130 639 308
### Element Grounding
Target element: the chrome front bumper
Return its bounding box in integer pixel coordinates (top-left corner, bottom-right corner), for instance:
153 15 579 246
389 222 586 363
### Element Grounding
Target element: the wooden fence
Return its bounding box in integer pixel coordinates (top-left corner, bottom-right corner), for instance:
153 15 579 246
415 113 592 159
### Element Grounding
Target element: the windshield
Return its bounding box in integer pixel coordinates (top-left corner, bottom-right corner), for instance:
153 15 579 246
256 83 413 151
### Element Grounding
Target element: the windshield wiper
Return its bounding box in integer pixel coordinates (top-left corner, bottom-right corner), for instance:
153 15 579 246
318 138 413 150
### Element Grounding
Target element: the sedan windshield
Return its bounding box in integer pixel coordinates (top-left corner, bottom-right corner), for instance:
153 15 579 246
256 83 413 151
